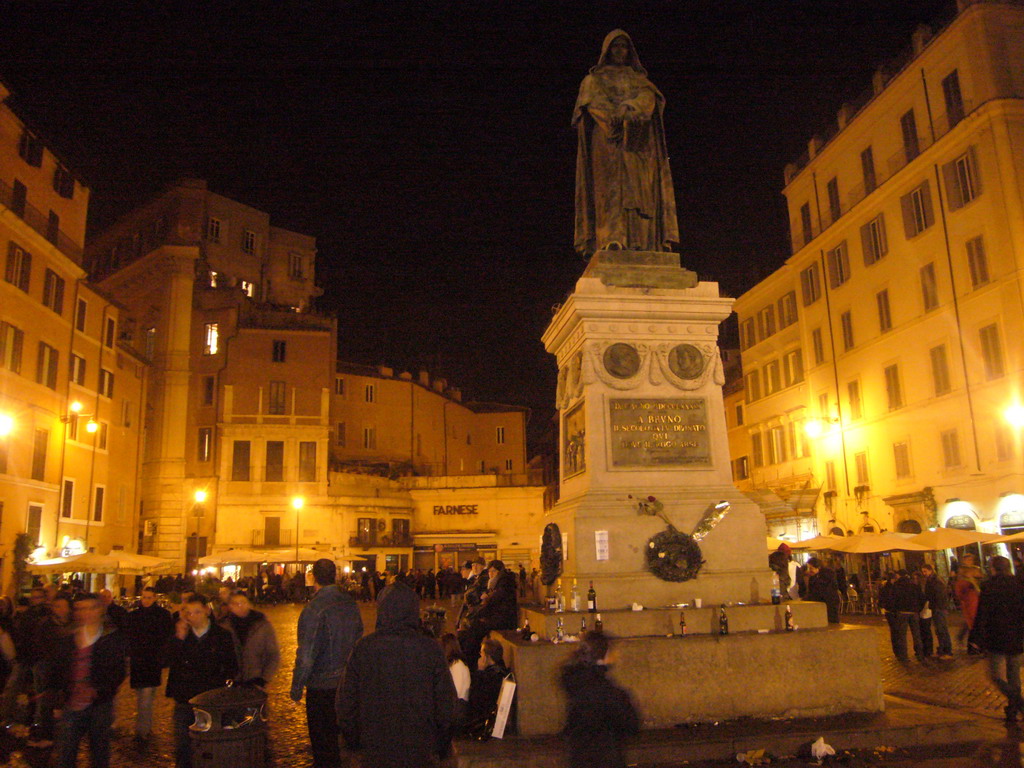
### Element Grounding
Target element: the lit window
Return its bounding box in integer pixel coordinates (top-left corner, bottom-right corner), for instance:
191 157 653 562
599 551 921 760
826 242 850 288
204 323 219 355
777 292 798 328
241 280 255 297
944 146 981 211
901 182 934 237
5 243 31 292
99 368 114 398
757 305 776 340
744 371 761 402
800 263 821 306
42 269 65 315
363 426 377 450
1 321 25 374
70 354 86 386
860 214 887 265
36 342 58 390
496 426 506 444
207 217 221 243
242 230 257 255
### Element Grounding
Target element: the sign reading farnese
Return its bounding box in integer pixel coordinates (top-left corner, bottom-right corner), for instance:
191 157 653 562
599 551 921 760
609 397 710 467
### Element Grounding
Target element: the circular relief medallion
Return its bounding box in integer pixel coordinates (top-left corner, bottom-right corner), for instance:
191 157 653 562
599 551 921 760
603 343 640 379
668 344 705 380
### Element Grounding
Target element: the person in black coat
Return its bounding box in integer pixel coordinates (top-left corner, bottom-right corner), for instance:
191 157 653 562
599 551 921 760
338 582 457 768
164 594 238 768
465 637 509 735
975 555 1024 721
49 594 128 768
888 569 925 662
805 557 841 624
126 587 175 740
561 631 640 768
460 561 519 664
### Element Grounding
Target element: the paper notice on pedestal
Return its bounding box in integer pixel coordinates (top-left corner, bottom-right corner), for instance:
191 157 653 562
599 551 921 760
492 675 517 739
595 530 609 561
561 531 569 562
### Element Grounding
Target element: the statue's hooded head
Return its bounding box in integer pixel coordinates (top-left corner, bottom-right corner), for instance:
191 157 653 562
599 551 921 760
594 30 646 75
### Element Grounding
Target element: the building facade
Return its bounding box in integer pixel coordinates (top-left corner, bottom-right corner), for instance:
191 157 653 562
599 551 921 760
733 0 1024 543
0 82 146 593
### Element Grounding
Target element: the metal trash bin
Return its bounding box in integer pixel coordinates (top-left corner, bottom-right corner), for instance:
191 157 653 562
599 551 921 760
188 683 268 767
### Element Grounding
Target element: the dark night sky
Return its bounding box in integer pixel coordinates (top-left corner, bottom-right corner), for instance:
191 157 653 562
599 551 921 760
0 0 951 425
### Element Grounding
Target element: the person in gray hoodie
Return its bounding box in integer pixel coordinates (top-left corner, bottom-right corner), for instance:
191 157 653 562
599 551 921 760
290 559 363 768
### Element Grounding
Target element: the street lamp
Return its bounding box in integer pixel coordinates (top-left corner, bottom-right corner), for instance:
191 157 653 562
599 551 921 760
0 413 14 438
292 496 305 563
1005 404 1024 429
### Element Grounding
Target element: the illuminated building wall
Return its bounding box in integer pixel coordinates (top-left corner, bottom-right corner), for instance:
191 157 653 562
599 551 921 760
734 1 1024 540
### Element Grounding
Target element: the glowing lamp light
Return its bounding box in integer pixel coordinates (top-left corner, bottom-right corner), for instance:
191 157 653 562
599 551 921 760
803 419 824 439
194 490 208 504
292 496 305 510
69 401 83 413
0 413 13 437
85 418 99 434
343 565 351 574
1005 404 1024 429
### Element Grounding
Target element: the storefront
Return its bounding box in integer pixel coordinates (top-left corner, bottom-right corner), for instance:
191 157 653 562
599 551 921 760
412 532 498 572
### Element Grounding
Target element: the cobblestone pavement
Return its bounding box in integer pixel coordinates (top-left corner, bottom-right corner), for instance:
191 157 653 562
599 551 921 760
4 603 1012 767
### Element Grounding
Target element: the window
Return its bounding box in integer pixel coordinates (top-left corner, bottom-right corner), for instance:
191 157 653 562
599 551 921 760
208 270 218 288
740 318 756 350
826 242 850 288
61 479 75 518
496 426 507 444
901 181 934 238
240 280 255 298
860 214 887 265
0 321 24 373
811 328 824 366
825 460 837 491
26 503 42 545
272 340 286 362
18 130 43 166
53 166 74 199
769 425 787 464
800 263 821 306
289 252 304 279
744 371 761 402
505 459 513 472
231 440 251 481
265 441 284 482
202 375 215 406
36 342 58 389
337 422 346 446
242 230 257 254
920 263 938 311
826 177 841 222
363 427 377 450
876 290 892 333
41 269 65 315
942 69 964 127
735 404 744 426
11 180 26 217
197 428 212 462
966 236 989 288
0 439 6 474
75 298 87 332
5 243 31 292
334 377 346 396
67 413 79 441
893 442 911 479
46 211 59 245
789 421 810 459
757 305 776 340
752 433 764 468
783 349 803 387
944 147 982 211
97 419 109 449
930 344 951 396
93 486 105 522
840 311 854 351
764 360 782 395
104 317 116 348
268 380 287 414
996 425 1015 462
979 324 1005 379
800 202 813 246
70 354 86 386
144 327 156 359
818 393 830 417
941 429 962 468
207 217 221 243
120 398 132 428
901 109 920 161
884 365 903 410
778 292 798 328
732 456 749 480
204 323 219 355
99 368 114 398
848 380 862 420
365 384 375 403
32 429 48 481
854 452 869 485
861 146 876 193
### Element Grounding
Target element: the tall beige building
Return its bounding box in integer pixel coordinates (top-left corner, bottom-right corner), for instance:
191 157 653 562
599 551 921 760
0 82 146 593
734 0 1024 543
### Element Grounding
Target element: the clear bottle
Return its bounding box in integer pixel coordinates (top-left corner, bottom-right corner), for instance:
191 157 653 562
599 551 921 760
555 616 565 642
771 572 781 605
587 580 597 613
555 579 566 613
570 579 581 612
719 605 729 636
580 615 587 636
594 613 603 632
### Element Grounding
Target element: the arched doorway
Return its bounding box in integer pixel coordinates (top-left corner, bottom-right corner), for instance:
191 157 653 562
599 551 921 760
897 519 925 570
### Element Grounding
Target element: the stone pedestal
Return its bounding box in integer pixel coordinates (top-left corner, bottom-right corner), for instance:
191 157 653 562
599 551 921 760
542 250 770 607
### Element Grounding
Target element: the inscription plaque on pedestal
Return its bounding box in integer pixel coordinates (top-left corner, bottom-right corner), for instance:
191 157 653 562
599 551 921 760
609 397 710 467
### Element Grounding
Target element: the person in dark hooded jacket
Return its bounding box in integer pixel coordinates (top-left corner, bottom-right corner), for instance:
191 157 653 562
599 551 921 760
561 631 639 768
338 582 457 768
975 555 1024 721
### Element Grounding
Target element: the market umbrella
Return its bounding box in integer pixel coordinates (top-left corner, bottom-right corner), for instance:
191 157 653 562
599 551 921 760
908 528 999 549
197 549 270 566
264 547 330 562
790 535 846 550
989 530 1024 544
767 536 786 551
828 532 932 554
27 552 123 574
111 552 177 573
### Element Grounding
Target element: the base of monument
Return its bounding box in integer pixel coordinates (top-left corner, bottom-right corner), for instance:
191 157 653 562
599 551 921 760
491 623 882 737
522 599 828 639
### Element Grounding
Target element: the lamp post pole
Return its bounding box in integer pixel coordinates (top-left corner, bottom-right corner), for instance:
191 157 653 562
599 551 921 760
292 496 305 565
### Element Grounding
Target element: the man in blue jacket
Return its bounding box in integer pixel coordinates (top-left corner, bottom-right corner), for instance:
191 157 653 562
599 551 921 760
291 558 363 768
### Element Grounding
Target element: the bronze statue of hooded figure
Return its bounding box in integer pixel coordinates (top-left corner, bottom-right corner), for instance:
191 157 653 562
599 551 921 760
573 30 679 256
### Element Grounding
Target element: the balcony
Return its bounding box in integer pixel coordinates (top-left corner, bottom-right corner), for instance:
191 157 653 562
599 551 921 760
0 177 83 262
